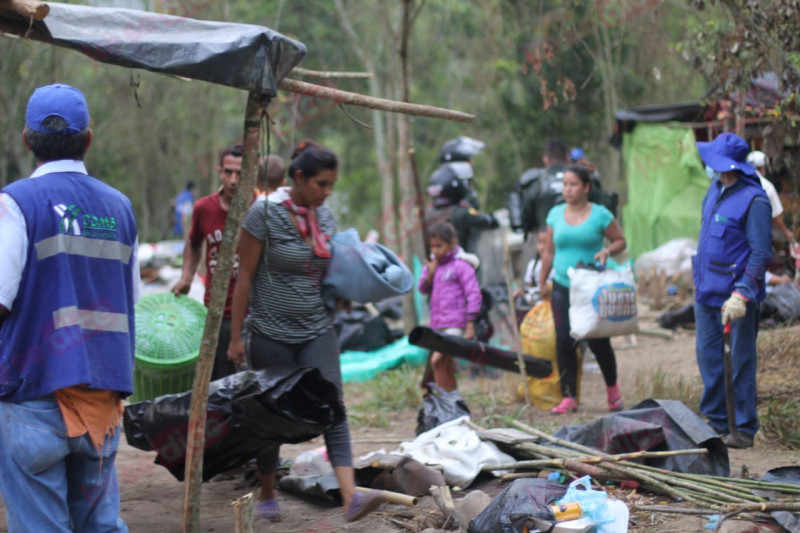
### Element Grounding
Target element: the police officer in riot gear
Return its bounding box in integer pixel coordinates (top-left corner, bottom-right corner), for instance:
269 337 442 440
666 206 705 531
426 137 498 253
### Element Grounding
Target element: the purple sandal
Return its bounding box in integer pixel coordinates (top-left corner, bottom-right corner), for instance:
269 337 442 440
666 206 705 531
255 498 281 522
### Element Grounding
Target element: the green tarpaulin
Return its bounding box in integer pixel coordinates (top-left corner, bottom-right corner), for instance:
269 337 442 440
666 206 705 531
621 123 709 259
340 337 428 383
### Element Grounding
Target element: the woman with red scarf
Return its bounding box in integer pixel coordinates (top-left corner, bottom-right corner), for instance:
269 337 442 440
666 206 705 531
228 141 380 522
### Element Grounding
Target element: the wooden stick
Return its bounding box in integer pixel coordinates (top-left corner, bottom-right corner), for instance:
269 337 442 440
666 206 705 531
355 487 419 507
292 67 374 79
408 148 430 259
232 492 254 533
429 485 461 529
631 504 717 515
182 91 265 533
0 0 49 20
502 232 533 423
278 78 474 123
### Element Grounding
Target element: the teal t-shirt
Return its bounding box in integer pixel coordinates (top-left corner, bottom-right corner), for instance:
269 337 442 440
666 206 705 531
546 202 614 287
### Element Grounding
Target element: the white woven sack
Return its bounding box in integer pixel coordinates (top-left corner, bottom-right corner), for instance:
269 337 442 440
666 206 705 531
568 263 639 339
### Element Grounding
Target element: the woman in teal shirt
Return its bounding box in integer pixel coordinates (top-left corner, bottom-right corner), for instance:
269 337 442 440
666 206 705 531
539 165 627 414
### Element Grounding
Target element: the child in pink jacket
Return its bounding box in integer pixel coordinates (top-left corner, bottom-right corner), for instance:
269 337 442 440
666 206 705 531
418 222 482 391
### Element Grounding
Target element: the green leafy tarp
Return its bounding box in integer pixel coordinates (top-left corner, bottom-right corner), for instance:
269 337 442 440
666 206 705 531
340 337 428 383
621 123 709 259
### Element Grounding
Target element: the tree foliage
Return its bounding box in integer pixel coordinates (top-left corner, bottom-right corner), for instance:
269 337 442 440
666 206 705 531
0 0 715 241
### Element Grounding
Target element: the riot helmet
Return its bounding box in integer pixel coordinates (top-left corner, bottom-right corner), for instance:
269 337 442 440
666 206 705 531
428 164 468 207
439 136 485 163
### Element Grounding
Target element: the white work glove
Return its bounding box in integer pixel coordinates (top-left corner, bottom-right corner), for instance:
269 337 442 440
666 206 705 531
721 292 748 325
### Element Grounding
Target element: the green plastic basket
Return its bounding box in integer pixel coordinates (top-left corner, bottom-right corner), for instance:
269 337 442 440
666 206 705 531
130 293 207 402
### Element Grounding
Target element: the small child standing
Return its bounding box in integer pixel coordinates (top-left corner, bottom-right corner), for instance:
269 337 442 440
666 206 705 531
418 222 482 392
514 228 553 305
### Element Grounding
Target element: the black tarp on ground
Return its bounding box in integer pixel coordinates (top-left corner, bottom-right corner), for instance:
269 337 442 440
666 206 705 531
123 367 344 481
553 399 729 477
1 2 306 94
757 466 800 533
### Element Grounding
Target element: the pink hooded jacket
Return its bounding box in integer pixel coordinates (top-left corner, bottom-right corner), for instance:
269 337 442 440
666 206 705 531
418 247 482 329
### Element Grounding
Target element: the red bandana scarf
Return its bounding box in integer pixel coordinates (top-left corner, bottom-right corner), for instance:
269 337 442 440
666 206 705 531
283 199 331 258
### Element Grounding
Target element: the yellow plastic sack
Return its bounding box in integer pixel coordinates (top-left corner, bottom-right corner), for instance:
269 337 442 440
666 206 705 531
517 302 562 409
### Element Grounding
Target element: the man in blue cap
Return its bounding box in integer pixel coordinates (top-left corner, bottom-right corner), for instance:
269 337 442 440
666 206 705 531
694 132 772 449
0 84 138 531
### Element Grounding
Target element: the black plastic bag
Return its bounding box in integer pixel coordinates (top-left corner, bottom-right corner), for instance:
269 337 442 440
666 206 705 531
656 303 695 330
415 382 471 435
123 367 344 481
468 478 567 533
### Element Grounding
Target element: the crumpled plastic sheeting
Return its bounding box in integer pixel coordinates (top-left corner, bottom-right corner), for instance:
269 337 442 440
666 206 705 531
123 367 344 481
553 399 729 477
397 416 515 488
468 478 566 533
34 2 306 94
757 466 800 533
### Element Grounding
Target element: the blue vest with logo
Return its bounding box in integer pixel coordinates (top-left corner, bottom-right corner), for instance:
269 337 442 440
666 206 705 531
694 177 767 307
0 172 137 402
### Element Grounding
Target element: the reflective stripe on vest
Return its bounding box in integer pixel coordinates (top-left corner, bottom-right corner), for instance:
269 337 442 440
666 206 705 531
53 306 130 333
35 234 133 264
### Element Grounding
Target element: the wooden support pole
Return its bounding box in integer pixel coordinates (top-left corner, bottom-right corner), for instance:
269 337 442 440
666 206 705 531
278 77 474 123
182 90 266 533
503 232 532 422
0 0 49 20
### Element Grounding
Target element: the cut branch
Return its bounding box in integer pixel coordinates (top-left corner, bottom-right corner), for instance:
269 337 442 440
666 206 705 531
0 0 49 20
292 67 373 79
278 77 474 123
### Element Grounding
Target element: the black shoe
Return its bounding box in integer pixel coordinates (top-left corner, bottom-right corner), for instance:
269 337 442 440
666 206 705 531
710 426 729 438
724 432 754 449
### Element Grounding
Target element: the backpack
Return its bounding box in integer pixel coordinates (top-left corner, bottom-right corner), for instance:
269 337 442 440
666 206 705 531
515 165 619 235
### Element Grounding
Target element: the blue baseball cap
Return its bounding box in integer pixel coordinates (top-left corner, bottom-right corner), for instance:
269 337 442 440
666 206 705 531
696 132 757 179
26 84 90 135
570 147 585 161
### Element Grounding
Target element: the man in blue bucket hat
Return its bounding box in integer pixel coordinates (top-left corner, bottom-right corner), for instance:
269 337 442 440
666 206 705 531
693 132 772 449
0 84 138 531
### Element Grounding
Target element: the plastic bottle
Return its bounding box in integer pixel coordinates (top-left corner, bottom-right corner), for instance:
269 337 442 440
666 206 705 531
550 501 582 522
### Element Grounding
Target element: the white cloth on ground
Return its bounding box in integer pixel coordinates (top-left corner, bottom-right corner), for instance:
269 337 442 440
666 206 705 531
396 416 514 488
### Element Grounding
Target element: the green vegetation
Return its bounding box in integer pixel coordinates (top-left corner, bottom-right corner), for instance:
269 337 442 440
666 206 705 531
344 363 422 428
1 1 725 241
629 368 704 412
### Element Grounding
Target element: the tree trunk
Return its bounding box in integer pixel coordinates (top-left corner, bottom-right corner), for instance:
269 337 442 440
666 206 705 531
332 0 397 249
398 0 420 332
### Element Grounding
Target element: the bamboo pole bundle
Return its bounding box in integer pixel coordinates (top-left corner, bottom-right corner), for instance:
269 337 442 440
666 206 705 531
473 418 800 526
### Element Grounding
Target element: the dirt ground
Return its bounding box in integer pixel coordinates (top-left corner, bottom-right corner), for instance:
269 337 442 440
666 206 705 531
1 317 799 532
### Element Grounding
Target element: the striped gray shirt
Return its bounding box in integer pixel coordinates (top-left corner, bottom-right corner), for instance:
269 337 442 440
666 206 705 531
242 200 336 343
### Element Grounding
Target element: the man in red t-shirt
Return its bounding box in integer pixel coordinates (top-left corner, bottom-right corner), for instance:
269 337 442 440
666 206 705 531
172 143 244 380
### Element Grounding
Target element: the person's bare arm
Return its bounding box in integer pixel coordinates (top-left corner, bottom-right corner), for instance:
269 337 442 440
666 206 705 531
772 216 795 246
595 219 626 265
227 230 264 366
171 236 203 296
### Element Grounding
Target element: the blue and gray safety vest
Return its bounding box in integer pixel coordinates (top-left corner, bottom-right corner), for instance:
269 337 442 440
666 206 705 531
694 177 767 307
0 171 137 402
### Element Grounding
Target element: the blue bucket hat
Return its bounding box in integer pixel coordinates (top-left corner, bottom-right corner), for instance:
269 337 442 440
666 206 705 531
570 147 585 161
696 132 757 179
26 84 90 135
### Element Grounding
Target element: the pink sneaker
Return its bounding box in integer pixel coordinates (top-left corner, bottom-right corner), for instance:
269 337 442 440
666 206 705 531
607 383 624 411
551 397 578 414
